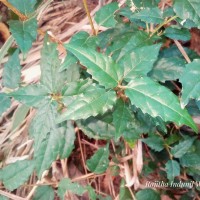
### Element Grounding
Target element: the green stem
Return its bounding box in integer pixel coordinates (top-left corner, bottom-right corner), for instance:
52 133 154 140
150 15 178 37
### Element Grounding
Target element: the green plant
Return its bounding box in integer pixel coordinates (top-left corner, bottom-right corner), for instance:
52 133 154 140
0 0 200 199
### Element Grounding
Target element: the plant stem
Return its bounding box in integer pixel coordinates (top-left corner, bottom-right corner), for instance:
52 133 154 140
150 15 177 37
82 0 96 35
0 0 28 21
174 39 191 63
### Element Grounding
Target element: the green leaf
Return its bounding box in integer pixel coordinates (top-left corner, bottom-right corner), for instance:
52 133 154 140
97 195 112 200
33 186 54 200
173 0 200 27
171 137 196 158
117 31 158 60
0 160 34 191
10 84 48 107
125 77 198 132
95 2 118 28
77 115 115 140
118 44 161 80
136 188 161 200
0 35 15 64
141 136 164 152
34 129 61 178
3 49 21 89
86 186 97 200
11 104 29 131
60 122 75 159
180 153 200 167
65 44 122 89
8 18 38 55
40 36 74 93
131 7 164 24
8 0 37 15
0 195 8 200
86 145 109 174
29 101 56 145
180 59 200 107
119 179 132 200
60 31 97 71
31 102 62 178
129 0 159 8
165 133 182 146
0 93 11 116
57 86 116 122
149 46 186 82
165 160 180 181
112 99 132 140
61 79 93 105
123 110 166 145
69 31 97 49
164 26 191 41
58 178 86 200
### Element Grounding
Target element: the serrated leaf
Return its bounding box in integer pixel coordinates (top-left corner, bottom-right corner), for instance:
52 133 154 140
123 110 166 144
112 99 132 140
86 145 109 174
174 0 200 27
125 77 198 132
30 101 58 150
77 115 115 140
149 46 187 82
95 2 118 28
60 31 97 71
165 160 180 181
131 7 163 24
31 102 62 178
11 104 29 131
60 122 75 159
10 84 48 107
0 160 34 191
58 178 86 200
164 26 191 41
65 44 122 89
180 59 200 107
35 129 61 178
136 188 161 200
40 36 74 93
180 153 200 167
3 49 21 89
57 87 116 122
171 137 196 158
8 0 37 15
8 18 38 55
117 30 158 60
0 93 11 116
61 79 93 105
33 186 54 200
141 136 164 152
69 31 97 49
118 44 161 80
